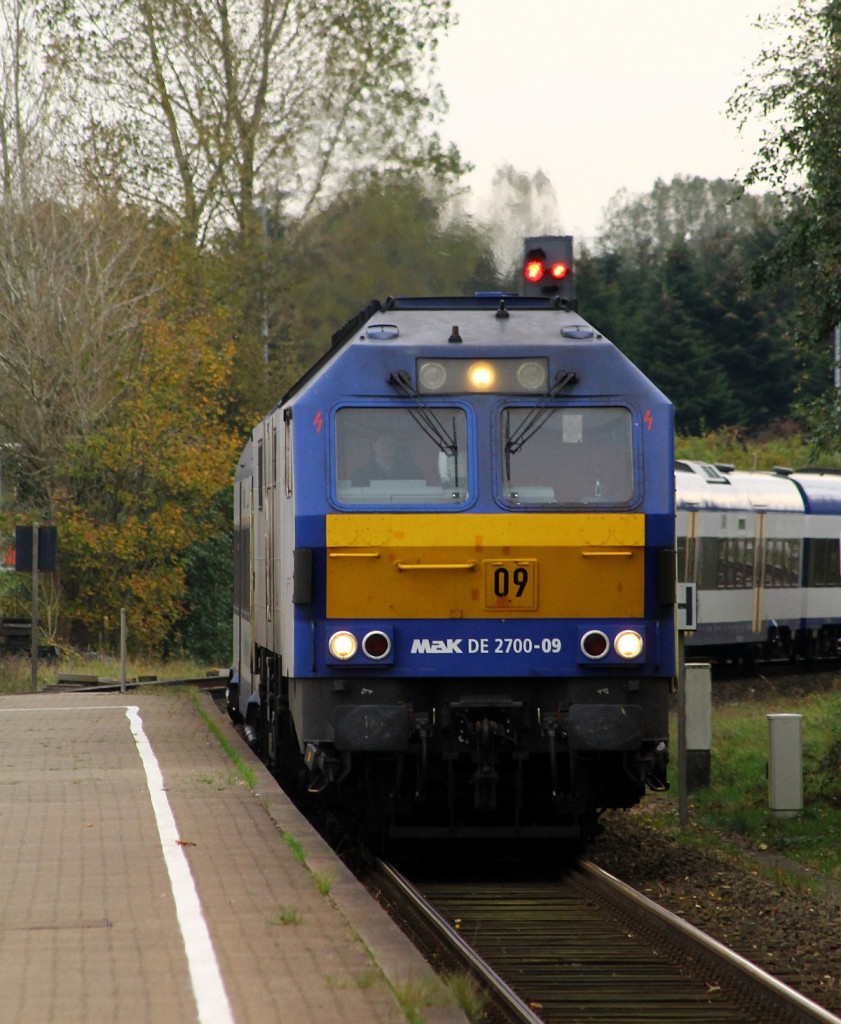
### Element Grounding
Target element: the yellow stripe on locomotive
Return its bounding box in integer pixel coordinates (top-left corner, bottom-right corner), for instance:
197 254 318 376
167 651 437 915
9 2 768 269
326 512 644 619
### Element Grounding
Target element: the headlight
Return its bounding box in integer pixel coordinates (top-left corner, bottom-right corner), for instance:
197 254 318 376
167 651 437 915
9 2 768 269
516 360 547 391
467 362 495 390
328 630 358 660
614 630 644 659
580 630 610 660
418 361 447 391
361 630 391 660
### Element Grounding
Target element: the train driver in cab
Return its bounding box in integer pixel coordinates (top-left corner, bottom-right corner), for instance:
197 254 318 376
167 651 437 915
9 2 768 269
351 432 421 485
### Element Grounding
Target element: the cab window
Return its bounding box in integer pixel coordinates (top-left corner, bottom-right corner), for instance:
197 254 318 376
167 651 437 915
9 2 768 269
501 405 634 505
335 406 468 505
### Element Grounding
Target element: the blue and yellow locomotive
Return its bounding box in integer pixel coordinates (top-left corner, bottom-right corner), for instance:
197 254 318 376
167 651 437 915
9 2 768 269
232 238 676 840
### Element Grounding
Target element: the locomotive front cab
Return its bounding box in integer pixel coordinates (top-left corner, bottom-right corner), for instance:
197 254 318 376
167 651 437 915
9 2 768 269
282 302 675 839
235 282 676 842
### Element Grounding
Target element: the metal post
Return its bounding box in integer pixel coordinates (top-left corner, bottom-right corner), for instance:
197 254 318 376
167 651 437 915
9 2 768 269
685 663 712 791
675 581 697 826
120 607 127 693
677 633 688 826
30 523 39 692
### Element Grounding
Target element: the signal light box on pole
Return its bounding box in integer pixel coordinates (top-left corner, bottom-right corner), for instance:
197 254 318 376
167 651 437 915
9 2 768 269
521 235 575 302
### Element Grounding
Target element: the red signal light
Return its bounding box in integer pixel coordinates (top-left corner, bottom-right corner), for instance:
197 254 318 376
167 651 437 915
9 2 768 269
524 258 544 284
522 237 574 299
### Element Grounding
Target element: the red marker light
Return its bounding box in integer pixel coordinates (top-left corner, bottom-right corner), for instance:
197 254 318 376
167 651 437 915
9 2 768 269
550 261 569 280
524 259 545 283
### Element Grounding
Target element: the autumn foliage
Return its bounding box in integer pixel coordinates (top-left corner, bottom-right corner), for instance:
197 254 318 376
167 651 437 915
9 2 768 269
51 312 242 653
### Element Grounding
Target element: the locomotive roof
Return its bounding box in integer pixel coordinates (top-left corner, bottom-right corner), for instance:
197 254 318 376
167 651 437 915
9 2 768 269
280 296 670 407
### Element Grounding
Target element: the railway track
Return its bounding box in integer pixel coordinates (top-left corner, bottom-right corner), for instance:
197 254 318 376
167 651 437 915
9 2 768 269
371 857 841 1024
40 673 228 693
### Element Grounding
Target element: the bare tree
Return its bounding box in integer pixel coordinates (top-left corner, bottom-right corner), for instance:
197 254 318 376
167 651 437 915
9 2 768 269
44 0 462 245
0 0 64 201
0 198 157 503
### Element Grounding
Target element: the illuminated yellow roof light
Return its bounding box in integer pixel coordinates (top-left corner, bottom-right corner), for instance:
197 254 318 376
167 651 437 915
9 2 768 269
468 362 496 390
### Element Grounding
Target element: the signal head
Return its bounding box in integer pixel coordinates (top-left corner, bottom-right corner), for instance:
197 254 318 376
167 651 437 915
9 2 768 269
521 236 574 301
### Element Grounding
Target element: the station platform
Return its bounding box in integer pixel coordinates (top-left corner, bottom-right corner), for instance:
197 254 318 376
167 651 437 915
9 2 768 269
0 689 467 1024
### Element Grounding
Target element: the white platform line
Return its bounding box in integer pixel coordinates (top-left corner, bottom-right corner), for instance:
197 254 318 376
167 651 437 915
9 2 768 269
125 705 236 1024
0 703 237 1024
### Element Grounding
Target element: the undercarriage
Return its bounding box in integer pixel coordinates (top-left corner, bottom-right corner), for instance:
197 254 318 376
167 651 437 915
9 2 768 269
236 654 669 843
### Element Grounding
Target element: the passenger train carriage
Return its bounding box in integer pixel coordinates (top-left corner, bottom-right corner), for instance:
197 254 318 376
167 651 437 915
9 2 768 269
232 238 677 841
677 460 841 660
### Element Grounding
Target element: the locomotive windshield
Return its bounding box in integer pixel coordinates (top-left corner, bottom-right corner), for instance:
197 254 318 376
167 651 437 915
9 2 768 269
501 405 634 505
334 406 468 504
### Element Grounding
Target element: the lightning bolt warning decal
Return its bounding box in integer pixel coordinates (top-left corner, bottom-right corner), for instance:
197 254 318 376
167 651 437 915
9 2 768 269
644 409 653 431
313 411 324 432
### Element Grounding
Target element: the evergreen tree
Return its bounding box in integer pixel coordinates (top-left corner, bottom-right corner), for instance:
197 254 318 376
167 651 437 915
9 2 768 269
731 1 841 449
578 176 802 433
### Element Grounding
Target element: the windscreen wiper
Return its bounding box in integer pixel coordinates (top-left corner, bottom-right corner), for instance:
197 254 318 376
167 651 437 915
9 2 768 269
387 372 459 479
504 370 578 456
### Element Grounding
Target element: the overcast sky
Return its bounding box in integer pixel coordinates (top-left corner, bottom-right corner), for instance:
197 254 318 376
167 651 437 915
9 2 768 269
436 0 786 241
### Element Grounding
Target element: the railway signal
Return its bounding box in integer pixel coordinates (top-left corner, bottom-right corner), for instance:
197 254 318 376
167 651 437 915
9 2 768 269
521 235 574 301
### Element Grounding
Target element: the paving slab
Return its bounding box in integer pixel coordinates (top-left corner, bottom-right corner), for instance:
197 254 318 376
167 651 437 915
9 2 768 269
0 690 467 1024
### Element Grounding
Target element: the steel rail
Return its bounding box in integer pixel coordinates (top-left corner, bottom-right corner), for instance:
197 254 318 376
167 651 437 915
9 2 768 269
376 858 545 1024
377 856 841 1024
580 859 841 1024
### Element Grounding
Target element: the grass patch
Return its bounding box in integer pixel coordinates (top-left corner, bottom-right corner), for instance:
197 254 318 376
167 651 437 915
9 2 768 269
390 970 486 1023
313 871 334 896
284 832 307 863
391 974 455 1024
191 691 257 789
0 651 215 695
657 681 841 880
442 972 487 1021
272 906 302 926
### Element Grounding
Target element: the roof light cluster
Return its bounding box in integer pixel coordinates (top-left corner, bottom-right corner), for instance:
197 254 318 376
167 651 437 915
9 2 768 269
416 357 548 395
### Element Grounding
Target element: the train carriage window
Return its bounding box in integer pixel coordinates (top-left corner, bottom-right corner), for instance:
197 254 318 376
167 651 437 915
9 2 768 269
676 536 697 583
737 537 755 588
334 406 469 505
764 538 802 589
500 405 634 506
807 537 841 587
787 539 801 587
713 536 755 589
696 538 715 589
764 538 780 588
